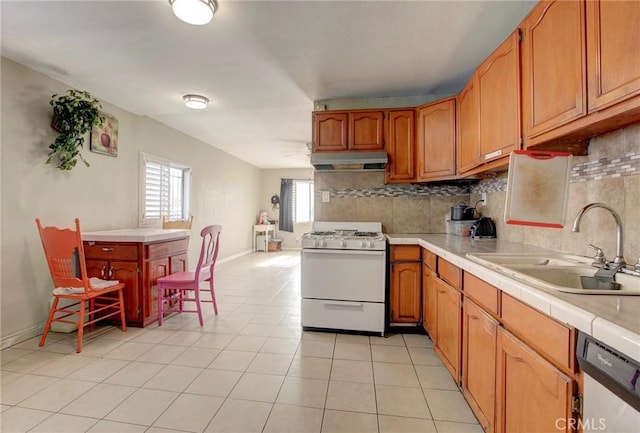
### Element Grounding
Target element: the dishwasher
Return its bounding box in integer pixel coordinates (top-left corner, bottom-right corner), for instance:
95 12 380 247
577 331 640 433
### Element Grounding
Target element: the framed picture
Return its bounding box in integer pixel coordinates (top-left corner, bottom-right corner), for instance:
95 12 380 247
90 113 118 157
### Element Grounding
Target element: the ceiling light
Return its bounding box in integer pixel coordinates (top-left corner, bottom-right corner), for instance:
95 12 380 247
169 0 218 26
183 94 210 109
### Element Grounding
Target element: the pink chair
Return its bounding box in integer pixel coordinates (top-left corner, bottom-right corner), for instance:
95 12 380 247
157 225 221 326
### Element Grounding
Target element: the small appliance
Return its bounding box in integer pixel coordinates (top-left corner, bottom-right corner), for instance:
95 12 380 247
470 217 496 239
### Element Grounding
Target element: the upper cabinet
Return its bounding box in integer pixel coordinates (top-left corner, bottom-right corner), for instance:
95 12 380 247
477 31 521 164
312 110 384 152
416 98 457 182
385 110 416 184
456 76 481 174
586 0 640 111
521 0 587 140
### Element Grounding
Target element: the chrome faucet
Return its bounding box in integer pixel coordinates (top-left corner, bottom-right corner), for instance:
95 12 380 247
572 203 626 266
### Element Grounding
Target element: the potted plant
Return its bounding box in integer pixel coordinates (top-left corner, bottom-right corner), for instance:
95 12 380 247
48 89 104 170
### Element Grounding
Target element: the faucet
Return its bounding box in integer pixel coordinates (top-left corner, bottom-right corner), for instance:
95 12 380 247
572 203 626 266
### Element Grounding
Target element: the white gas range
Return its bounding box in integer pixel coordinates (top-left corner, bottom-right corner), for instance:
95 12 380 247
300 221 386 335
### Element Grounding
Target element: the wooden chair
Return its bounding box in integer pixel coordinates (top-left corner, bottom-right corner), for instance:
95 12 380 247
36 218 127 353
162 214 194 229
157 225 221 326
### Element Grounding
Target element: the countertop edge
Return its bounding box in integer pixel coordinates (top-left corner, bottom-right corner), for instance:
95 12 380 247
82 228 191 243
387 234 640 362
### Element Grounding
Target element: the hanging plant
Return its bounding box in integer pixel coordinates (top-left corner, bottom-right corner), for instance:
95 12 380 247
47 90 104 170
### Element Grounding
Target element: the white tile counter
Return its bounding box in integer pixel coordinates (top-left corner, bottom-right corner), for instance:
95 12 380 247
387 233 640 362
82 228 190 243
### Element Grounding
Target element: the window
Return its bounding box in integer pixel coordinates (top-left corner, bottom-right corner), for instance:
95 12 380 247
140 153 191 225
293 180 313 223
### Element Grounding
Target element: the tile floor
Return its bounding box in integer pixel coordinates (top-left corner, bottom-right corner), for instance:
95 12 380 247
1 252 482 433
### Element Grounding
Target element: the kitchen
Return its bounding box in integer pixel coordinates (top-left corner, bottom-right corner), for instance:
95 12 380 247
2 1 640 433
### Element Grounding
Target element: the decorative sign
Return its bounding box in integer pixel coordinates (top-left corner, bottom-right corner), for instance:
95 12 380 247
90 113 118 157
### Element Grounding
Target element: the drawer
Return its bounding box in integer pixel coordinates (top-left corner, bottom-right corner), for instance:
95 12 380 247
301 298 385 334
438 257 462 290
423 249 437 270
147 238 188 259
391 245 421 262
83 243 138 260
463 272 499 317
501 293 575 373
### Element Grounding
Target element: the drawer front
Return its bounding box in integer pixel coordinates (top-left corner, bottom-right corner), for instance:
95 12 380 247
463 273 499 317
501 293 574 372
301 298 385 334
423 249 437 270
147 238 188 259
83 243 138 260
391 245 421 262
438 257 462 290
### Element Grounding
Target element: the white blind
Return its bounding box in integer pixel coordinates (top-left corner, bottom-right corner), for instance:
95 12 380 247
141 153 190 223
144 161 169 219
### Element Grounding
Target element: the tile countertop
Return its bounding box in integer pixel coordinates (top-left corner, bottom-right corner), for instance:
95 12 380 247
82 228 190 243
387 233 640 363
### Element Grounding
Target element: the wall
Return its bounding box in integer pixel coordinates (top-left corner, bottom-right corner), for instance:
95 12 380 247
260 168 314 249
0 58 261 346
314 124 640 261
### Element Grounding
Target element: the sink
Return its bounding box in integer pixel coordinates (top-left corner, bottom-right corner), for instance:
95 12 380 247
466 253 640 295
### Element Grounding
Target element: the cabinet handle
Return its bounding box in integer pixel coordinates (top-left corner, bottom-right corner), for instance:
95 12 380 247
100 266 106 278
108 267 114 278
101 247 114 252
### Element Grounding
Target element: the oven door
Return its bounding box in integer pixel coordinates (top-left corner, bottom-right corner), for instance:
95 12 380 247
301 249 386 302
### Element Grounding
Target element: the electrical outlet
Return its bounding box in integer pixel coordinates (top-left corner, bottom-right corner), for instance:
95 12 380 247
481 192 487 205
322 191 330 203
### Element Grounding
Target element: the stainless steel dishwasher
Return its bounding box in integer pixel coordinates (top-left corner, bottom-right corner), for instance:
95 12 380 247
577 331 640 433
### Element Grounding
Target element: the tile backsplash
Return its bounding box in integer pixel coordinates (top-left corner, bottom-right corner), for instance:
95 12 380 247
315 123 639 261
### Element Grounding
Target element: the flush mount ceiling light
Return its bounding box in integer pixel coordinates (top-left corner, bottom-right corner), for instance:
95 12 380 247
183 94 210 109
169 0 218 26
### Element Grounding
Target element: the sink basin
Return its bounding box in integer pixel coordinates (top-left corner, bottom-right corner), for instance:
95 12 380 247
466 253 640 295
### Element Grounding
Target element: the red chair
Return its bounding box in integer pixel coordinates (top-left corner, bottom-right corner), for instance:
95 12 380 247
157 225 222 326
36 218 126 353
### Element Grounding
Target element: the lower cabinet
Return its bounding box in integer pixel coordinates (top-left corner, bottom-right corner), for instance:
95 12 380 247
390 262 421 323
433 276 462 382
422 263 437 341
86 259 139 321
462 298 498 433
495 327 575 433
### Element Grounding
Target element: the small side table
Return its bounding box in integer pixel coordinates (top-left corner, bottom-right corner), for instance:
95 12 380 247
253 224 275 252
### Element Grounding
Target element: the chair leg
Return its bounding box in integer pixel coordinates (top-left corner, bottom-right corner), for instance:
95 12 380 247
76 300 86 353
157 285 164 327
209 280 218 315
194 289 204 326
39 297 59 347
118 289 127 332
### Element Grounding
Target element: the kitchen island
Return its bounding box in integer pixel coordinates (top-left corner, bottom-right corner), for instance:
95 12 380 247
83 228 190 327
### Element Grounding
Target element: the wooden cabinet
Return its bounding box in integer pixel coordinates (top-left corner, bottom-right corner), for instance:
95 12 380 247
496 327 575 433
462 298 498 433
422 249 437 339
433 276 462 382
521 0 587 140
389 245 421 324
477 31 521 164
312 110 384 152
416 98 456 181
385 110 416 183
84 237 189 327
456 76 481 174
586 0 640 112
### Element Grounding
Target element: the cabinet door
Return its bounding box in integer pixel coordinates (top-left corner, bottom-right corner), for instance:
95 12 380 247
457 77 481 174
434 277 461 381
496 327 575 433
587 0 640 111
86 259 108 280
416 98 456 181
169 253 187 274
478 31 521 162
390 262 421 323
422 264 437 341
521 0 586 139
385 110 416 183
145 258 170 323
110 261 140 322
462 299 497 433
349 111 385 151
313 112 348 152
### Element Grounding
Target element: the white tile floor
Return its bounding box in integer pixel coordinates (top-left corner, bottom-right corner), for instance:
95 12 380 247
1 252 482 433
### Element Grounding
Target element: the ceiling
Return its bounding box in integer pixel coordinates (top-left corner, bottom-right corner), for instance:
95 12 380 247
1 0 536 169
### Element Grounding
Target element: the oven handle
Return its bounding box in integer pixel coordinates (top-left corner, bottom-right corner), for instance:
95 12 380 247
323 301 364 307
302 249 385 256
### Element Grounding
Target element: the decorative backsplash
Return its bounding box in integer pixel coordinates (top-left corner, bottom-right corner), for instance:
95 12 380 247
329 183 470 198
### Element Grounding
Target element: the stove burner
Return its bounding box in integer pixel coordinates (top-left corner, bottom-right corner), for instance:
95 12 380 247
355 232 381 237
308 231 336 236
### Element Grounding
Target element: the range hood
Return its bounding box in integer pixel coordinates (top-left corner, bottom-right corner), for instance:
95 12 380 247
310 151 388 172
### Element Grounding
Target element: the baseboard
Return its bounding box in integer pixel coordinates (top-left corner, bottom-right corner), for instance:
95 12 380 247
217 249 252 265
1 324 43 350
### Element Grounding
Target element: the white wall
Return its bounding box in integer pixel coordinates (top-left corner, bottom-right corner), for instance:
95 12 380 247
0 57 262 346
260 168 314 249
